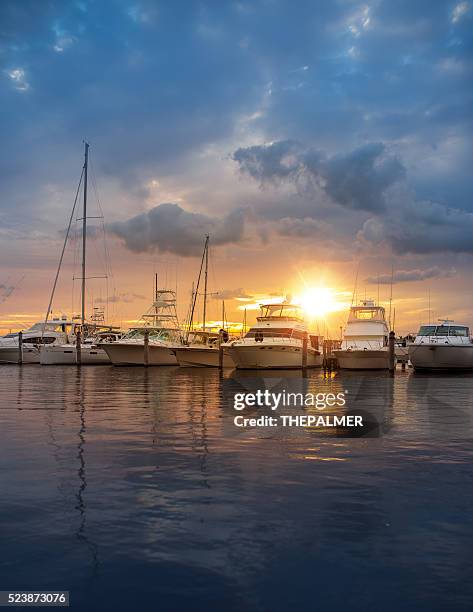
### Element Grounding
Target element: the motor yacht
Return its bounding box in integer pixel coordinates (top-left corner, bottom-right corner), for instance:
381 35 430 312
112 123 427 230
224 301 322 369
0 317 73 364
40 327 121 365
408 320 473 371
334 299 390 369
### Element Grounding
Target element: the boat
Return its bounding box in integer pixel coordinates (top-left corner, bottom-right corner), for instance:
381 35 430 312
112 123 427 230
0 317 73 364
174 330 234 367
333 299 390 369
101 282 182 366
408 320 473 371
39 142 121 365
224 300 322 369
40 326 121 365
173 236 235 368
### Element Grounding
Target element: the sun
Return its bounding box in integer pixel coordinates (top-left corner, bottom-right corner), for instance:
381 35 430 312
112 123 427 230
296 287 337 318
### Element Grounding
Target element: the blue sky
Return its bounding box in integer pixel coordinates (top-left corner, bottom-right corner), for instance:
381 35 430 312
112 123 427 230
1 0 472 330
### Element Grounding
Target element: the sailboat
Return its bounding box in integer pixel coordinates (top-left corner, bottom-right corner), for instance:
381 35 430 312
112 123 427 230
101 275 182 366
40 142 121 365
173 236 235 367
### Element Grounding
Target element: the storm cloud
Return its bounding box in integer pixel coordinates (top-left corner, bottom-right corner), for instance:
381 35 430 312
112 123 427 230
365 266 456 285
233 141 405 211
359 190 473 255
109 203 246 256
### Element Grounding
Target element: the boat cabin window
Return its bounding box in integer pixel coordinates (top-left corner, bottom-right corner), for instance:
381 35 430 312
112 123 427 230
418 326 437 336
352 308 384 320
245 327 305 340
22 336 56 344
448 326 469 337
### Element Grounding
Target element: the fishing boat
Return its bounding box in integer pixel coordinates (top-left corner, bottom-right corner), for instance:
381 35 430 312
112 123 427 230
173 236 235 368
408 320 473 371
0 317 73 364
333 299 390 369
174 330 234 367
224 300 322 369
101 282 182 366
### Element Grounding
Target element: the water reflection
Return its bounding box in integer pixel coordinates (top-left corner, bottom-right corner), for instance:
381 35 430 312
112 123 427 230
0 365 472 610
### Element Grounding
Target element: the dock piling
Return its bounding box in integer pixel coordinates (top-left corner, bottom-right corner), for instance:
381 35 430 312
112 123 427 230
218 331 224 370
76 329 82 365
18 331 23 365
143 330 149 367
388 330 395 374
302 334 308 369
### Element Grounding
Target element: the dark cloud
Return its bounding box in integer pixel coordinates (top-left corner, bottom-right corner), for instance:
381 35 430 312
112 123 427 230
359 189 473 254
108 203 246 257
365 266 456 285
233 141 405 211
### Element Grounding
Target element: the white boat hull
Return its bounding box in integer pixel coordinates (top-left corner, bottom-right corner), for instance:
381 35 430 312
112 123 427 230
40 345 110 365
334 349 390 370
408 344 473 371
102 342 178 366
174 346 234 368
225 343 322 369
0 346 41 364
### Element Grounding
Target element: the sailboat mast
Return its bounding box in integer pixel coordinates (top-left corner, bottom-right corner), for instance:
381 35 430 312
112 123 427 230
202 235 209 331
81 141 89 326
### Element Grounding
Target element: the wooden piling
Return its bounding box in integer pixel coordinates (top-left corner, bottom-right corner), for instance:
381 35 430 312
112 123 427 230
218 330 224 370
76 329 82 365
388 330 395 373
18 331 23 365
302 334 308 369
143 330 149 367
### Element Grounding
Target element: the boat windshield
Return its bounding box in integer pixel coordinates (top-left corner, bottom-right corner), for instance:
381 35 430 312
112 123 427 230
155 329 181 342
418 325 469 337
259 304 302 319
123 328 156 340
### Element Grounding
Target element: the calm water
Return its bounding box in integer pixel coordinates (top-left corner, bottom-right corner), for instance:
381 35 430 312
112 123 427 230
0 365 472 611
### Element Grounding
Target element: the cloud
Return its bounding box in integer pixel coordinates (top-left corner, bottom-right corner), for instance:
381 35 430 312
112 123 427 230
365 266 456 285
452 2 471 23
276 217 329 237
211 288 253 300
5 68 30 91
95 293 147 304
358 187 473 254
108 203 246 256
233 141 405 211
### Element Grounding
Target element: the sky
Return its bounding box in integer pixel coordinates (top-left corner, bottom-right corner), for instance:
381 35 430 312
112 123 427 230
0 0 472 335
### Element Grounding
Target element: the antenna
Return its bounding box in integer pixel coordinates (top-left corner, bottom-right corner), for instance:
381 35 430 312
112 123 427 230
350 261 360 307
388 262 394 330
428 288 431 324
